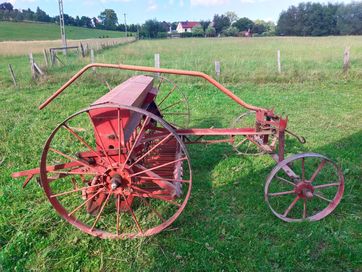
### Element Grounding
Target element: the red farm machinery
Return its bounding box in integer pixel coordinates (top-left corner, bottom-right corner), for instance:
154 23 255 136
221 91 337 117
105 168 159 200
12 64 345 239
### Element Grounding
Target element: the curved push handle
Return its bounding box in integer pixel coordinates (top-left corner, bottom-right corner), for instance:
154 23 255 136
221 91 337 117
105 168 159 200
39 63 267 112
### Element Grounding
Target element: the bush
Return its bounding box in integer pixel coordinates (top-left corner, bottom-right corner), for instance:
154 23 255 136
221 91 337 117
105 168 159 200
180 32 193 38
223 26 239 36
192 25 204 37
157 32 168 39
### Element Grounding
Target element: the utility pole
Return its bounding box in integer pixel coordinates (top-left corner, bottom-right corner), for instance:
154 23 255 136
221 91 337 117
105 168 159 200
58 0 67 54
124 13 127 37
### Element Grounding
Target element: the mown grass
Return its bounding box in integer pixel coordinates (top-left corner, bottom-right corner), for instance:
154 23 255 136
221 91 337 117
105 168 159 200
0 21 126 41
0 37 361 271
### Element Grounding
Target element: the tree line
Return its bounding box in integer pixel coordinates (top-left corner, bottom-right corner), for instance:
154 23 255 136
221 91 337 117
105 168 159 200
2 1 362 37
140 12 275 39
277 2 362 36
0 3 138 33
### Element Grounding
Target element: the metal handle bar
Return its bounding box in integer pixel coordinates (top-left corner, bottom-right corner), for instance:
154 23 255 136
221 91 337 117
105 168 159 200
39 63 267 112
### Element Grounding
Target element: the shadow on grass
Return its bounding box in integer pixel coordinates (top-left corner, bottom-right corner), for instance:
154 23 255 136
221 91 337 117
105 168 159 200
137 130 362 271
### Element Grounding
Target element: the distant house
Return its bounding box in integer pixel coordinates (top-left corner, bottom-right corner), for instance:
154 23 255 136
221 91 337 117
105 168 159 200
176 21 200 33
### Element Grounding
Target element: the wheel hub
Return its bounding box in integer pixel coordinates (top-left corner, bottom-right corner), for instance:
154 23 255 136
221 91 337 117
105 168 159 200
105 166 133 194
295 181 314 199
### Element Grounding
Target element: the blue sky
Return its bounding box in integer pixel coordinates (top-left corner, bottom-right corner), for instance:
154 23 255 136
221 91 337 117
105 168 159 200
9 0 353 24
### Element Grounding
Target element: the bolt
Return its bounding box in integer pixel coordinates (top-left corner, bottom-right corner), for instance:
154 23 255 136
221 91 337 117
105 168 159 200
305 191 313 199
111 174 121 190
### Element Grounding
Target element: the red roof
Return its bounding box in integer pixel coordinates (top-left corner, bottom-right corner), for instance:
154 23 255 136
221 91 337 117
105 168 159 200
180 21 200 29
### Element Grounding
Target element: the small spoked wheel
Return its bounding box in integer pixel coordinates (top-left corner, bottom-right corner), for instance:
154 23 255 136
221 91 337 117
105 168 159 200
265 153 344 222
40 105 192 239
153 75 190 129
230 111 271 155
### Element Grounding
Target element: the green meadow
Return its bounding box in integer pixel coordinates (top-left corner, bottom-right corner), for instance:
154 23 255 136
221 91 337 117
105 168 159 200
0 21 126 41
0 37 361 271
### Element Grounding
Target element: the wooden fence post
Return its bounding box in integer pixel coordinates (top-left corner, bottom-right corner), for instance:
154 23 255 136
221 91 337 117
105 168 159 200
215 61 221 77
29 52 35 79
343 46 350 73
8 64 17 88
43 49 49 67
154 53 160 76
91 49 95 73
277 50 281 73
79 43 85 58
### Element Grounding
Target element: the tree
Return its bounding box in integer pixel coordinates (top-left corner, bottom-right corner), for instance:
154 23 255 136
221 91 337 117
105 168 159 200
276 2 341 36
223 26 238 36
80 16 93 28
35 7 51 22
337 2 362 35
0 2 13 11
213 14 230 35
225 11 238 24
199 20 210 32
99 9 118 30
205 26 216 37
192 25 204 37
141 19 164 38
233 17 254 32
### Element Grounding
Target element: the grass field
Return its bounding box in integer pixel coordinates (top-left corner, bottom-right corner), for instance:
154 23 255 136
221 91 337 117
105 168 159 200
0 37 361 271
0 21 126 41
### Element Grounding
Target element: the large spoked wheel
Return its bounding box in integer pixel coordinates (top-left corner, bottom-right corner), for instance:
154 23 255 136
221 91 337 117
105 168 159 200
265 153 344 222
40 105 192 239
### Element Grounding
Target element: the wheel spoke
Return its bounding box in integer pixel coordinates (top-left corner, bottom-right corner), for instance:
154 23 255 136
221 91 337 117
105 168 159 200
50 183 103 198
283 196 300 217
138 176 191 183
121 116 150 171
129 133 173 168
121 191 143 234
141 198 166 223
301 157 305 181
116 195 121 236
158 85 176 107
68 189 103 216
49 147 100 173
313 182 340 189
91 192 112 231
130 157 187 178
314 192 332 203
310 159 327 183
160 100 183 112
131 186 181 207
275 176 296 187
162 112 189 116
62 124 103 163
51 170 98 176
268 190 296 197
235 137 248 148
303 198 307 219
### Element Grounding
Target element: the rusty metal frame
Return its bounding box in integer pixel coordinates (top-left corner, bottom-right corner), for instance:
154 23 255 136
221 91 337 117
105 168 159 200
39 63 268 112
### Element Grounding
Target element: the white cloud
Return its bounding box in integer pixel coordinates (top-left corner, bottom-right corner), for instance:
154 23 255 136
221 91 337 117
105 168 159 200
190 0 228 6
147 0 157 11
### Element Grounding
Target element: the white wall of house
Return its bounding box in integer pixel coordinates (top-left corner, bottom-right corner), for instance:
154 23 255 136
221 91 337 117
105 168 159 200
176 23 192 33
